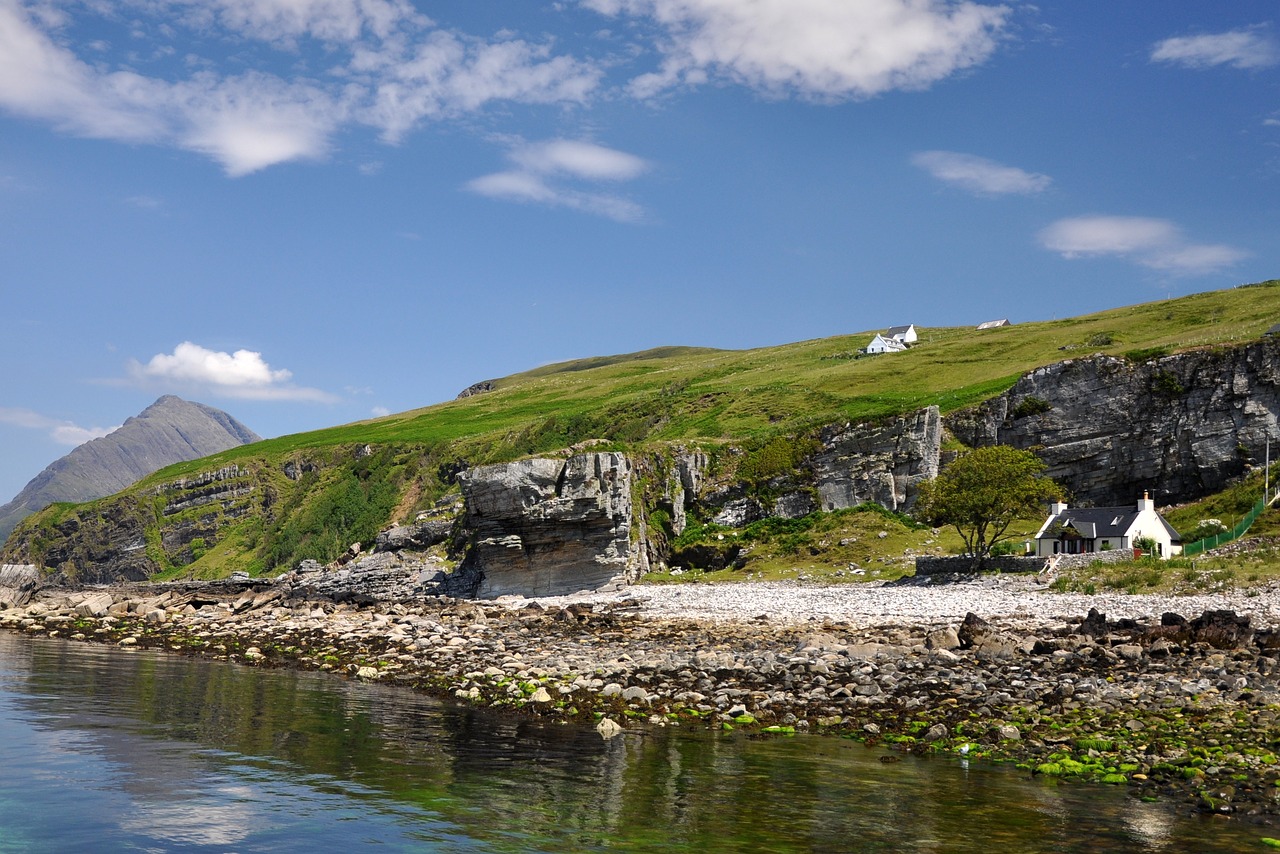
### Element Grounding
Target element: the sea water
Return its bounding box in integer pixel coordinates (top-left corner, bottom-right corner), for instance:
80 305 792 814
0 632 1265 852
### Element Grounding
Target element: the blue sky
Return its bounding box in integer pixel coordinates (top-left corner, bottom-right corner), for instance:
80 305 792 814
1 0 1278 503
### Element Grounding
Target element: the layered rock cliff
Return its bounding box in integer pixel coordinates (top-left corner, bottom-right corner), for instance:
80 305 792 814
947 341 1280 505
451 453 638 598
814 407 942 513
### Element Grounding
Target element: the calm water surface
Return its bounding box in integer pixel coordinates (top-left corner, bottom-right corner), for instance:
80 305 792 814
0 632 1266 852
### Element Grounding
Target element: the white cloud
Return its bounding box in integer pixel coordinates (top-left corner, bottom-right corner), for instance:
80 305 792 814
357 33 600 143
511 139 649 180
0 0 601 174
467 138 649 221
50 424 117 445
371 406 391 417
1038 215 1248 276
0 407 118 446
128 342 337 401
1151 28 1280 70
912 150 1050 195
178 0 426 44
170 72 346 176
583 0 1011 98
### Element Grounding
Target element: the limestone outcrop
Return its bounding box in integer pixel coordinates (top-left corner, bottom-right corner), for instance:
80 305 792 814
814 407 942 512
947 341 1280 505
453 453 638 598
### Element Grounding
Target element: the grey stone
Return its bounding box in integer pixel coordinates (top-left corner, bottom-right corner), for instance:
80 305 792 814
925 627 961 651
455 453 639 598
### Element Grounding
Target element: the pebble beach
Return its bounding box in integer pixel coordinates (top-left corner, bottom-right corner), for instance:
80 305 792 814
6 573 1280 822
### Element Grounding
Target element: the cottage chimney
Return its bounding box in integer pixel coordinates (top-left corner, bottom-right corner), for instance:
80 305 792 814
1137 491 1154 513
1049 500 1068 516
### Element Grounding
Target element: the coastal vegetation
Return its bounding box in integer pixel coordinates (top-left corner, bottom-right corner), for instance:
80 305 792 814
7 279 1280 580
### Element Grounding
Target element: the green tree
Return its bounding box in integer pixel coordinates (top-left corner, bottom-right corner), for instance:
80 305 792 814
916 445 1059 568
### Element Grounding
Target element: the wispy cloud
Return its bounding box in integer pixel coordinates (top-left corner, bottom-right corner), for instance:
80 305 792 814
0 0 600 175
912 150 1050 196
466 138 649 221
124 195 163 209
127 342 337 401
0 407 118 446
1038 215 1247 276
0 0 1014 176
1151 28 1279 70
582 0 1011 99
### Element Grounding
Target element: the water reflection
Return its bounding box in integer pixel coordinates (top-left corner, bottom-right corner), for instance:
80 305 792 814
0 633 1263 853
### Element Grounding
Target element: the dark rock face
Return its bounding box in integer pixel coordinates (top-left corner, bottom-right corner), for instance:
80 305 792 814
455 453 637 598
0 396 259 543
375 520 453 552
34 495 158 583
456 381 494 399
947 342 1280 505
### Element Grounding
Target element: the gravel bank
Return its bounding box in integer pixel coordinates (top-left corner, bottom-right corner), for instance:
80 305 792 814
514 576 1280 630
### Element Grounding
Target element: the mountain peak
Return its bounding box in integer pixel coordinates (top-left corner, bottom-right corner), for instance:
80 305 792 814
0 399 260 543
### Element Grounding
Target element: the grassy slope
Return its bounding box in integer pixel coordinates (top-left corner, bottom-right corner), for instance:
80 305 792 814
12 280 1280 582
137 280 1280 489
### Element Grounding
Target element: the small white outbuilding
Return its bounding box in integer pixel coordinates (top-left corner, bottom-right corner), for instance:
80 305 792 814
864 333 908 354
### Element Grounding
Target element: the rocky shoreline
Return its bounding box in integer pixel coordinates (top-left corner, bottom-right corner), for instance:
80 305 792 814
5 575 1280 823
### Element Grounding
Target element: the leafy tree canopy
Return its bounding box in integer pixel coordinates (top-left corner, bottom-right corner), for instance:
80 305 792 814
916 445 1060 566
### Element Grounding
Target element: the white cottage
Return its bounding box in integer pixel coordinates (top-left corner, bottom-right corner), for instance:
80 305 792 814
865 333 907 354
1033 493 1182 558
886 324 918 345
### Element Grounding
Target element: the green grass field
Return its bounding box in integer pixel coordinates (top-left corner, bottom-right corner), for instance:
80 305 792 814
13 279 1280 583
136 279 1280 490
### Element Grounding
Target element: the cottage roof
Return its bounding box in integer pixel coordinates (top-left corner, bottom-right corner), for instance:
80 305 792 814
1047 507 1135 539
886 324 914 337
1266 323 1280 337
977 319 1010 330
1040 506 1182 543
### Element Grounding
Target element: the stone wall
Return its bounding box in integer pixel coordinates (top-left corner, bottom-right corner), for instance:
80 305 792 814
914 547 1137 576
914 555 1044 575
1046 548 1138 571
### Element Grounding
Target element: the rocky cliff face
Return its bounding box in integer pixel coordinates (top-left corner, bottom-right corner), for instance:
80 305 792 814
947 341 1280 505
452 453 638 598
10 341 1280 596
0 396 260 543
814 407 942 513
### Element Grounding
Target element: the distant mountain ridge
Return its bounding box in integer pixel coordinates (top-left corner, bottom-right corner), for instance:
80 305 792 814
0 396 259 543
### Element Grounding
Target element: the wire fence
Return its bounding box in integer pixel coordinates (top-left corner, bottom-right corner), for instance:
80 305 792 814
1182 492 1273 556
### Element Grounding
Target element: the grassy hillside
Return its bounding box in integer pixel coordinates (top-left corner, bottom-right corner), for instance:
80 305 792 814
138 279 1280 488
9 279 1280 580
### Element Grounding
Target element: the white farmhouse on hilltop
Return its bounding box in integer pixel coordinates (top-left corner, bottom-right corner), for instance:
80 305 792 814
1034 493 1182 558
865 333 908 354
886 324 918 345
